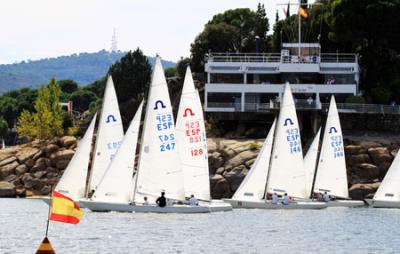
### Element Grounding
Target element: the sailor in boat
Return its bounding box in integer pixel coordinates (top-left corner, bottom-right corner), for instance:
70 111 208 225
189 194 199 206
282 193 289 205
143 196 149 206
323 192 330 202
156 192 167 207
271 193 279 205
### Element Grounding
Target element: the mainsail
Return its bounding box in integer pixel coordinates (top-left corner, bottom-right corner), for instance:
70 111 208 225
92 102 144 203
88 76 124 192
176 67 210 201
304 128 321 196
266 83 308 198
135 57 185 201
373 149 400 202
232 120 276 202
55 114 97 200
313 96 349 198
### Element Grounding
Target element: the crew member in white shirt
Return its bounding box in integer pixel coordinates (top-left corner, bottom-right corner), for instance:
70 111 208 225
282 193 289 205
143 196 149 206
323 192 330 202
271 193 279 204
189 194 199 206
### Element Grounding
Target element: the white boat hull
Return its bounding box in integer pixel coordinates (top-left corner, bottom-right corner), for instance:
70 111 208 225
223 199 327 209
79 199 232 213
324 200 365 207
365 199 400 208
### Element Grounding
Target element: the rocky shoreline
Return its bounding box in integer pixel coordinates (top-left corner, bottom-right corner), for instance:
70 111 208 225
0 136 397 200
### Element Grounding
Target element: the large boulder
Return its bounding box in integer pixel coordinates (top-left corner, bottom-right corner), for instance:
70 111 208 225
349 183 380 200
224 150 257 171
55 159 70 170
0 181 16 197
15 165 28 175
208 152 224 173
60 136 77 148
223 165 248 192
0 161 19 179
16 147 40 163
347 154 371 166
31 158 51 173
210 175 231 199
50 150 74 165
207 139 217 153
0 156 17 167
368 147 393 165
344 145 363 155
44 144 59 156
352 163 380 180
360 142 382 150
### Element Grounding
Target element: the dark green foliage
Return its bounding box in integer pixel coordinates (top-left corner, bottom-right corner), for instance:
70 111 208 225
71 90 98 112
0 97 18 127
176 57 191 78
0 117 8 137
191 6 270 72
345 96 366 104
165 67 177 78
59 79 78 94
370 87 392 104
107 48 152 127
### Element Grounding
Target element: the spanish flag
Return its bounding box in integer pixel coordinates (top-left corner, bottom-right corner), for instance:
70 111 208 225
299 7 308 18
50 191 84 224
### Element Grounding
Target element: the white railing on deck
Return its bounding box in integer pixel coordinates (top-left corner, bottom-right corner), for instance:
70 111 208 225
206 52 357 64
206 102 400 114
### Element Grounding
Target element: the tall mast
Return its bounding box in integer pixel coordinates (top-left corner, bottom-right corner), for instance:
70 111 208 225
298 0 301 58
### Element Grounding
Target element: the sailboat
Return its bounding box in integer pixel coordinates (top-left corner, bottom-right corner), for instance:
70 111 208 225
80 102 143 206
82 57 231 213
42 75 124 205
224 83 326 209
365 149 400 208
312 96 364 207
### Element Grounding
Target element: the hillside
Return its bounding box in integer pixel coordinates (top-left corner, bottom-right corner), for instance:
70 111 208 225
0 50 175 94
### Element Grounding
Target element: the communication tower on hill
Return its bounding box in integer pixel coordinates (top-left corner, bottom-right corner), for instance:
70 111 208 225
110 28 118 53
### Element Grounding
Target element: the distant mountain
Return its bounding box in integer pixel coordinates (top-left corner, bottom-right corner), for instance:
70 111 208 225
0 50 176 94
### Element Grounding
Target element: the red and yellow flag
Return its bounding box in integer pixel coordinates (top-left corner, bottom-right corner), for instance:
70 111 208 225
50 191 84 224
35 237 55 254
299 7 308 18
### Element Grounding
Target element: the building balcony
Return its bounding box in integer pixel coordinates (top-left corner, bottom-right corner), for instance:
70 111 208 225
205 83 358 95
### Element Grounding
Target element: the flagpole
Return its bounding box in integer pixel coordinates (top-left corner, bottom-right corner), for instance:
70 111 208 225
45 185 54 237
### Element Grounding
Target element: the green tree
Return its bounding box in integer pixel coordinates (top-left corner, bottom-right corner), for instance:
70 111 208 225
191 6 270 72
176 57 191 78
165 67 177 78
0 97 18 127
0 117 8 138
71 90 98 112
108 48 152 103
59 79 78 94
17 78 64 140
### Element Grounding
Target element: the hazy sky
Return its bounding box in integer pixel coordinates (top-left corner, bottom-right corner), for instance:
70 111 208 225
0 0 313 64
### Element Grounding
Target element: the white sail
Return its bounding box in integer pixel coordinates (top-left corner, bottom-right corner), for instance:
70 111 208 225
304 128 321 196
373 149 400 202
232 119 276 201
88 76 124 191
55 114 97 200
313 96 349 198
135 57 185 201
176 67 210 201
266 84 308 198
92 102 144 204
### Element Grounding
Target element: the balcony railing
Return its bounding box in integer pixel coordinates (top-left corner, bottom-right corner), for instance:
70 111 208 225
206 52 358 64
206 101 400 114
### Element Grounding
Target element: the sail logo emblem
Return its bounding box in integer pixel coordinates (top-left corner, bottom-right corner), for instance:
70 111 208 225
329 127 338 134
154 100 166 110
183 108 195 117
106 114 117 123
283 118 294 126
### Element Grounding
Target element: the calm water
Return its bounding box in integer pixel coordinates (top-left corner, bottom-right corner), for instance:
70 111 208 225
0 199 399 254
